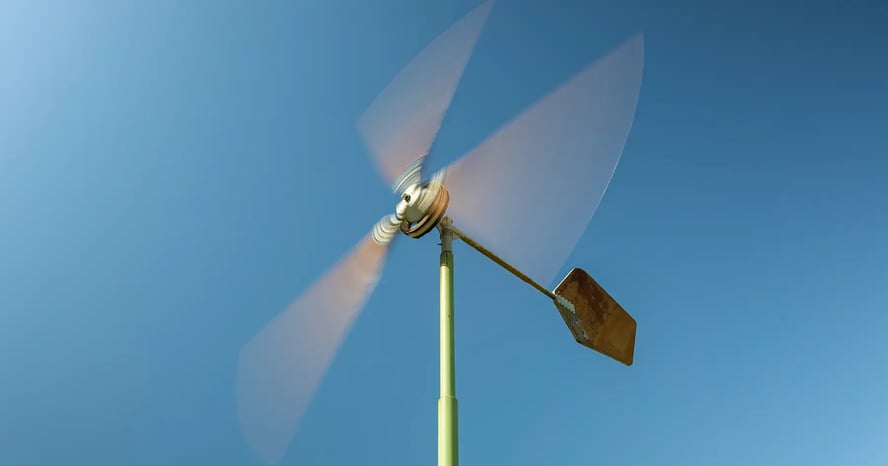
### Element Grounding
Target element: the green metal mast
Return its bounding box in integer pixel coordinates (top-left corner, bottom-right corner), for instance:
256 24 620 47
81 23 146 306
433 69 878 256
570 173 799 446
437 218 458 466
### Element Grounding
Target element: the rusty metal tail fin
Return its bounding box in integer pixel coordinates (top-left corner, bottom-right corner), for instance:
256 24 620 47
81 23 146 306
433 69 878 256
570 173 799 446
552 268 636 366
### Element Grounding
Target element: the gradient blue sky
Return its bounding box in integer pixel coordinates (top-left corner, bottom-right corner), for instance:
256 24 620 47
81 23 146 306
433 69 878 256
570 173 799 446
2 1 887 465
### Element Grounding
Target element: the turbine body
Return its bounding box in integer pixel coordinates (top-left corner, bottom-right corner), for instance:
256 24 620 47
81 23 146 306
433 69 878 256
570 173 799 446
400 180 450 239
372 158 452 245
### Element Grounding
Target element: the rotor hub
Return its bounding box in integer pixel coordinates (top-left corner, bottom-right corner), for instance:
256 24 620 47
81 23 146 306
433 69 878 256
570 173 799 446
371 181 451 245
400 181 450 239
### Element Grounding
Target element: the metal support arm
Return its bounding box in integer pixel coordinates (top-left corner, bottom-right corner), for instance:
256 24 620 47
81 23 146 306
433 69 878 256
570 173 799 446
448 224 558 302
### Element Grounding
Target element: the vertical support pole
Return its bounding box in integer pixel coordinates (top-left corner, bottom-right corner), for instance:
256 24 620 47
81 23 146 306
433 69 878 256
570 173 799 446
438 219 458 466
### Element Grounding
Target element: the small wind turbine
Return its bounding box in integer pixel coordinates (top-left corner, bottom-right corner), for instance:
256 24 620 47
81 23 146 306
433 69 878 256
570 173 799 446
236 2 644 465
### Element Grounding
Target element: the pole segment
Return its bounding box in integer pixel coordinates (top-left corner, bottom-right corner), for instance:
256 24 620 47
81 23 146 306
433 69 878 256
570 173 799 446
438 218 458 466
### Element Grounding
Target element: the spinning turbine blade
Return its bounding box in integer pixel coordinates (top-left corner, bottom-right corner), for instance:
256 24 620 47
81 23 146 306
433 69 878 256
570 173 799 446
443 34 645 287
358 0 492 191
236 232 390 465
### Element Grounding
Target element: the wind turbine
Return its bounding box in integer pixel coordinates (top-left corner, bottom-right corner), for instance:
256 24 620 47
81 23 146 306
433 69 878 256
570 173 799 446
236 2 644 465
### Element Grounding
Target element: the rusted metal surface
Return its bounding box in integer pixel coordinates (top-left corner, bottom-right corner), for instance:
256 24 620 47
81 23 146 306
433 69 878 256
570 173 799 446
553 268 636 366
401 182 450 239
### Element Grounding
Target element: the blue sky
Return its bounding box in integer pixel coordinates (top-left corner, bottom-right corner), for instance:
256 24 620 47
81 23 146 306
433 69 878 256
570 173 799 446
2 0 887 465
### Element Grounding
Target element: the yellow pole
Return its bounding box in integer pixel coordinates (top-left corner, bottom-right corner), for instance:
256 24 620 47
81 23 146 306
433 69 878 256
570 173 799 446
438 219 458 466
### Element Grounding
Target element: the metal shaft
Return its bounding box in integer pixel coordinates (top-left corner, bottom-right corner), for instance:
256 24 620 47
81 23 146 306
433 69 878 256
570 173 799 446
438 220 458 466
449 224 557 301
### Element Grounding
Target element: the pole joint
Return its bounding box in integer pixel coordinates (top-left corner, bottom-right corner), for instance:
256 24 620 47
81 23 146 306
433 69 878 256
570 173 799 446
438 216 454 253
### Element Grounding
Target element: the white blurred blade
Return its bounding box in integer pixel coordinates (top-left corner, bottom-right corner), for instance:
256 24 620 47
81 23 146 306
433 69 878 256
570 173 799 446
236 232 390 465
358 0 492 189
443 34 644 287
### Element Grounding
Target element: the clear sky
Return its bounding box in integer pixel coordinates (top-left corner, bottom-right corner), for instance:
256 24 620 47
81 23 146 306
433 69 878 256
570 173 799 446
2 1 887 465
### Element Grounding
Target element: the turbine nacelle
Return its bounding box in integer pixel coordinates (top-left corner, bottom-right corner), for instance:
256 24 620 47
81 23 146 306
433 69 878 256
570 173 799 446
372 180 451 245
400 180 450 239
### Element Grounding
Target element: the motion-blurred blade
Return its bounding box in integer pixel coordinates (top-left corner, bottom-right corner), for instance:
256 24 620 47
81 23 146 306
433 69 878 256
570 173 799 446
358 0 492 190
236 231 390 466
443 34 644 287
